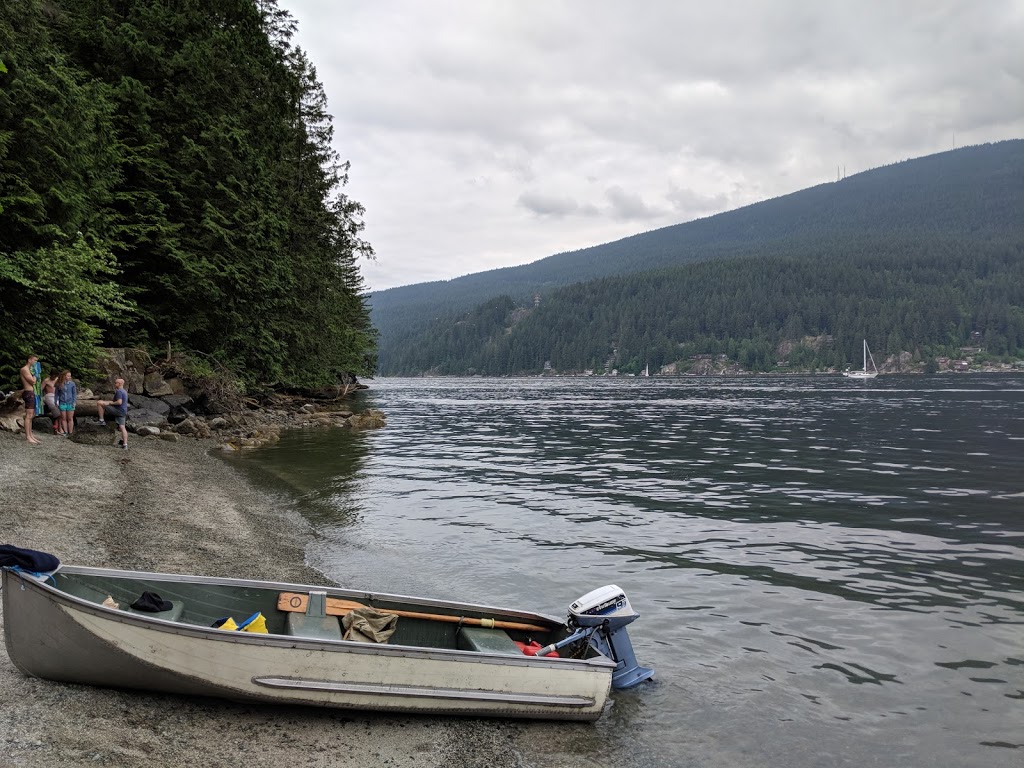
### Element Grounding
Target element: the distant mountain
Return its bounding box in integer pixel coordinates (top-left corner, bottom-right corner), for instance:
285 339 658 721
370 140 1024 375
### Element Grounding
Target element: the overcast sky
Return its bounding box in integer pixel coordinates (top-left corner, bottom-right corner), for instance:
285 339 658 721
283 1 1024 292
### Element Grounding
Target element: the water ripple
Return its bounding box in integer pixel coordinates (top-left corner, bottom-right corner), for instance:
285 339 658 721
229 375 1024 768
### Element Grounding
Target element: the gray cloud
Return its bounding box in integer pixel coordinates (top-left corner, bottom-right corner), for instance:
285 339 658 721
666 186 731 217
285 0 1024 290
517 191 583 218
605 186 665 220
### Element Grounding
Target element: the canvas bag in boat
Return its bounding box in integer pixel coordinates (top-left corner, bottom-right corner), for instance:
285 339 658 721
342 606 398 643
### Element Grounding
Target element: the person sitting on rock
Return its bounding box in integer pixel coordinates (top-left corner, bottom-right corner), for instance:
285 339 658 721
94 377 129 450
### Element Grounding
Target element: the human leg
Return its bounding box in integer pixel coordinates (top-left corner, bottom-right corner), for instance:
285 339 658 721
22 392 39 444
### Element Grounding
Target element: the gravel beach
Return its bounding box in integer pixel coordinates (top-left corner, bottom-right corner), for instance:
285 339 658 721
0 431 611 768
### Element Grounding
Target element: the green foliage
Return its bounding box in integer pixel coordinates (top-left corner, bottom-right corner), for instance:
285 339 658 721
0 238 131 384
0 0 129 385
1 0 374 390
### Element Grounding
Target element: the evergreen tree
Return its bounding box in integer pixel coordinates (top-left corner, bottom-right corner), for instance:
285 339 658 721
0 0 130 382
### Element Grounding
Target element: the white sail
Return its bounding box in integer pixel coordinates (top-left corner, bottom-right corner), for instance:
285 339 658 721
842 340 879 379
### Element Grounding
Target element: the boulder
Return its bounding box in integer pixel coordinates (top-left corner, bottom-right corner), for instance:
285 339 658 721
93 348 148 394
143 371 173 397
32 415 57 433
0 393 26 433
125 371 145 395
172 417 212 439
167 410 195 425
128 394 171 416
162 394 195 415
126 409 167 429
135 425 161 437
194 393 230 415
348 409 386 430
164 377 186 395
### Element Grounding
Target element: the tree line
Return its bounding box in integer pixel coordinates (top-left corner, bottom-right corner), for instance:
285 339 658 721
381 235 1024 375
370 140 1024 370
1 0 374 390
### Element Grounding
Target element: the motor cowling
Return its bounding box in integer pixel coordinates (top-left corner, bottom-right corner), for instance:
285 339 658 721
569 585 654 689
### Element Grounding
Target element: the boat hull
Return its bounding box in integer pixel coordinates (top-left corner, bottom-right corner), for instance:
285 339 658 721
2 567 613 720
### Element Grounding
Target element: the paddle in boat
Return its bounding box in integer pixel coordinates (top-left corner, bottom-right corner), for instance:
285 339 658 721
1 555 653 721
842 339 879 379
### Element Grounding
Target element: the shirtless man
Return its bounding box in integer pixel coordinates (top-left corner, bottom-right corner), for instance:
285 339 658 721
19 354 40 444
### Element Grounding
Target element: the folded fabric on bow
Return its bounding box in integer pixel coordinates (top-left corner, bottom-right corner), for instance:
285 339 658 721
0 545 60 572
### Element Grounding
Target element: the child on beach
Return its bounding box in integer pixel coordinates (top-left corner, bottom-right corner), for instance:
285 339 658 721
55 370 77 437
42 369 60 430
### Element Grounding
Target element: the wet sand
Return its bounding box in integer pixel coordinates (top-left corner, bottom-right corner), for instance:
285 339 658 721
0 431 607 768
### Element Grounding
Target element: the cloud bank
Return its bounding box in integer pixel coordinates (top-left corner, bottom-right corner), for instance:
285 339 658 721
285 0 1024 290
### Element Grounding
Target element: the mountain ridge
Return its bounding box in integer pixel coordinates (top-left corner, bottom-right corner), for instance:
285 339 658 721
370 140 1024 374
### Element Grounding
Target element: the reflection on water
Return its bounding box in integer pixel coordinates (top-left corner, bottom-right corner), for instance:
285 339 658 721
228 376 1024 767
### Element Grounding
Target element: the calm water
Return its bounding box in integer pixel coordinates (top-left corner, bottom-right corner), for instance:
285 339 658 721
227 376 1023 767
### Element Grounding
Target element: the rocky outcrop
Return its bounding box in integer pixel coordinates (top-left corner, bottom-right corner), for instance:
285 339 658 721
1 348 383 449
349 409 386 429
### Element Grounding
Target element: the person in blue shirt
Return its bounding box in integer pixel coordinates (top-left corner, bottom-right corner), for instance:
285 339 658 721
94 377 129 450
55 370 77 437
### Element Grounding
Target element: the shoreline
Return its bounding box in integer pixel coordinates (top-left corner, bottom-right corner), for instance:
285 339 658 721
0 431 558 768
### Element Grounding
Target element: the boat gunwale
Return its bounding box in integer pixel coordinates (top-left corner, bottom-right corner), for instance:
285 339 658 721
53 565 564 624
3 567 616 672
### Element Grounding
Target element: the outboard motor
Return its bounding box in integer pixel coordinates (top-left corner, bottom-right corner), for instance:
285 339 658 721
538 585 654 689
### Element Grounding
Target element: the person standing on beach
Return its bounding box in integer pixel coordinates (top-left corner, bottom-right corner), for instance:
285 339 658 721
55 370 77 437
42 369 60 430
94 377 129 449
19 354 40 444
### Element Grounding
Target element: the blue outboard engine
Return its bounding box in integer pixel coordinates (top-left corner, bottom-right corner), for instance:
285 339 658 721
568 585 654 689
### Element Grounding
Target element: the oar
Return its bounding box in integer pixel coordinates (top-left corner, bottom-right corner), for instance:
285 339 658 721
277 592 551 633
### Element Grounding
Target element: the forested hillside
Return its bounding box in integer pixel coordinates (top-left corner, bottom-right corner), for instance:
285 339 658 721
0 0 374 389
374 140 1024 375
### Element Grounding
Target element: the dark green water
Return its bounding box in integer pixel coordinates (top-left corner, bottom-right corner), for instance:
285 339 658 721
226 375 1023 767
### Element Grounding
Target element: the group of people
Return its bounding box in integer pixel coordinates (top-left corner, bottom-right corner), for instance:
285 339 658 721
18 354 129 449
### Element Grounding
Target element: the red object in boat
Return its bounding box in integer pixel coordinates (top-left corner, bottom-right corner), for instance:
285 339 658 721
515 640 559 658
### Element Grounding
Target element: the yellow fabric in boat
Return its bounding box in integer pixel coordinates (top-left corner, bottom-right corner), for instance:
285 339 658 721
216 617 239 631
240 612 268 634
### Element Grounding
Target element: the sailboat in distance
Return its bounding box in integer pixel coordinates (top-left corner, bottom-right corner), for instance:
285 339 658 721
843 339 879 379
